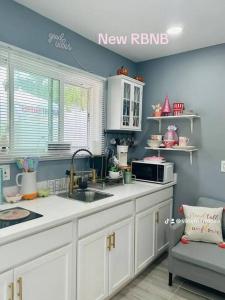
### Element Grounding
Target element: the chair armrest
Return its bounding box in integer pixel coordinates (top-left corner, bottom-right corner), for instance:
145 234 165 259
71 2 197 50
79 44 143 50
169 222 185 249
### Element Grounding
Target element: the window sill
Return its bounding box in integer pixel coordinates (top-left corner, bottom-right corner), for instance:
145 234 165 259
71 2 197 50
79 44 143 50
0 154 73 164
0 152 98 164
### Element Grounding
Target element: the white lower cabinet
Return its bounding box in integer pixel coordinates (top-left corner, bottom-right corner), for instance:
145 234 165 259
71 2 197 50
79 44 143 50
77 217 134 300
0 270 13 300
14 245 72 300
135 196 173 275
77 227 109 300
155 199 173 255
108 218 134 294
135 207 156 274
0 245 72 300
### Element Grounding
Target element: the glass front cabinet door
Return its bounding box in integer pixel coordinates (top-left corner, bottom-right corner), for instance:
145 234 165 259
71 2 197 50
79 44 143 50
107 75 144 131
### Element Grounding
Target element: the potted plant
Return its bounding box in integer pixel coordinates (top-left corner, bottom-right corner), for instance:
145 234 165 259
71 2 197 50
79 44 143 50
152 104 162 117
109 165 122 179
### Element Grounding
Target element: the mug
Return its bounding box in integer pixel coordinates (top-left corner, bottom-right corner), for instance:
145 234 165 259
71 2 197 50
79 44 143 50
179 136 189 147
124 171 136 184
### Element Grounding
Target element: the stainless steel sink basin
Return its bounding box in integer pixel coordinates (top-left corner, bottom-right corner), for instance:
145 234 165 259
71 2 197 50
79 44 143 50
58 189 113 202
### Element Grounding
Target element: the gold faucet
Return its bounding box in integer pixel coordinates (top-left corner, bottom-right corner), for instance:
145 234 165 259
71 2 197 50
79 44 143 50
68 149 94 195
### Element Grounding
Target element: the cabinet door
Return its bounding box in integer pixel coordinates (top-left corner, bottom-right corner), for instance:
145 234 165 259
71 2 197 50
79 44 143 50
0 270 13 300
132 84 142 129
14 245 72 300
77 228 109 300
135 207 155 274
121 81 132 128
156 199 173 255
109 218 134 294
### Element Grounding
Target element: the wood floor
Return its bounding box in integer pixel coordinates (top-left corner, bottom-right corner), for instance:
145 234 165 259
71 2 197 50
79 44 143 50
111 254 225 300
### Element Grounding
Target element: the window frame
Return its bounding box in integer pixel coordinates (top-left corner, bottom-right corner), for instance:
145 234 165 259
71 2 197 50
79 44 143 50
0 43 106 163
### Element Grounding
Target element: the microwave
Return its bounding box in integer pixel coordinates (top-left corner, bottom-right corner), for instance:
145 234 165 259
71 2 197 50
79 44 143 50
132 161 174 184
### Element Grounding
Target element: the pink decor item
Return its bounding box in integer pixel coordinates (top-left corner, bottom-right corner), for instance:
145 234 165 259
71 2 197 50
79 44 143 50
164 124 178 148
173 102 185 116
162 95 171 116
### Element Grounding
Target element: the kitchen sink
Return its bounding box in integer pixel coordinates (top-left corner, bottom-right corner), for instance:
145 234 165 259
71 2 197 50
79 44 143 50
58 189 113 202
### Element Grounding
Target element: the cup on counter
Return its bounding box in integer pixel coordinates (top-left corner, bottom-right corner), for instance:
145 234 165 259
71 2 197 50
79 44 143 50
124 171 136 184
179 136 189 147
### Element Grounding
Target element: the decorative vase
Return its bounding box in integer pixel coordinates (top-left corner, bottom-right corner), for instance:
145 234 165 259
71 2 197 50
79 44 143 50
164 125 178 148
162 95 171 116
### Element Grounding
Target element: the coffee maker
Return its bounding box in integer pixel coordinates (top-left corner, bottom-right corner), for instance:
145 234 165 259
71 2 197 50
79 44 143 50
117 145 128 167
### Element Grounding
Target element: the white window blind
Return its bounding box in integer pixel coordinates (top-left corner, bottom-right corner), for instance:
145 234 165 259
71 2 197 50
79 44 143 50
0 45 105 160
0 54 9 149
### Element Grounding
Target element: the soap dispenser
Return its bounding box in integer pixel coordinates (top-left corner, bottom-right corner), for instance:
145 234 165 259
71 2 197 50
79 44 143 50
0 168 4 204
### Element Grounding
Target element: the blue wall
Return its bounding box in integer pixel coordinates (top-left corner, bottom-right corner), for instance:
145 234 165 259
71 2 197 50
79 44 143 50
135 44 225 216
1 1 225 216
0 0 137 186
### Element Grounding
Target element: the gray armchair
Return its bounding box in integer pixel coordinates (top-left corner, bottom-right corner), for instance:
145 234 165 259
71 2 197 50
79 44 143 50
168 197 225 294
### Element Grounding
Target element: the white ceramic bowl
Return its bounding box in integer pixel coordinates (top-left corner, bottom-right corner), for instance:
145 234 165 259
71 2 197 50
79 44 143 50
109 171 121 179
147 139 161 148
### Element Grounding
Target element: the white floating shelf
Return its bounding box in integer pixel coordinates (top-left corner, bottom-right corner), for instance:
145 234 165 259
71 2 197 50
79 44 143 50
145 147 199 165
147 114 200 133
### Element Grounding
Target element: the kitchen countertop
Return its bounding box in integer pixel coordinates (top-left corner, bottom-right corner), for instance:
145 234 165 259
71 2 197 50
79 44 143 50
0 181 176 245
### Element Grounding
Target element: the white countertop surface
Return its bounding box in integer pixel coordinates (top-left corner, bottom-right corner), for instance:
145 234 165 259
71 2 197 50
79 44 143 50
0 181 176 245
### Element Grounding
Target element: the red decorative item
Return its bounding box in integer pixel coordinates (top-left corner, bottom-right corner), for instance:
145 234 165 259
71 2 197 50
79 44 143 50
218 242 225 249
162 95 171 116
117 66 128 76
178 205 184 214
173 102 185 116
181 236 190 245
134 75 144 82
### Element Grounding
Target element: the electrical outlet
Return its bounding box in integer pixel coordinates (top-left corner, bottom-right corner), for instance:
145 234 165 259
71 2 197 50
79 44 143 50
221 161 225 173
0 165 10 181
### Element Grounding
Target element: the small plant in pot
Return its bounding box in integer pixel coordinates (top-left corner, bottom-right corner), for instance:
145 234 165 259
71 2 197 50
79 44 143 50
109 166 122 179
152 104 162 117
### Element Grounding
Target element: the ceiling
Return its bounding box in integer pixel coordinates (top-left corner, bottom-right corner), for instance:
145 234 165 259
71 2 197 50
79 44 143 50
15 0 225 62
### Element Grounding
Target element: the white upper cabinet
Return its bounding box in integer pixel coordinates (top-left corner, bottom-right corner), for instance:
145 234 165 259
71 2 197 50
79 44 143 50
107 75 145 131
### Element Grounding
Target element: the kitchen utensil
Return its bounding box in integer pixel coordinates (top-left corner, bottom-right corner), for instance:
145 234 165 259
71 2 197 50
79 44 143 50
16 171 38 200
124 171 136 184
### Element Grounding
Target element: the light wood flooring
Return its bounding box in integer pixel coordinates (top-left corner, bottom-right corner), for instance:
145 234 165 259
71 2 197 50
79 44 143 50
111 254 225 300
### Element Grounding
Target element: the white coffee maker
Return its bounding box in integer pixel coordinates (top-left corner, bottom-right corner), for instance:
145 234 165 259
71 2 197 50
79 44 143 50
117 145 128 167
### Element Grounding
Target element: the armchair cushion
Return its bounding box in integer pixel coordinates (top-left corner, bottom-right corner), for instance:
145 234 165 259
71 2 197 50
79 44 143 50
197 197 225 237
171 241 225 275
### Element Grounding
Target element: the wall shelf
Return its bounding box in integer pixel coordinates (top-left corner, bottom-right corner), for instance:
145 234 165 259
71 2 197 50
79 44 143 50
145 147 199 165
146 114 200 133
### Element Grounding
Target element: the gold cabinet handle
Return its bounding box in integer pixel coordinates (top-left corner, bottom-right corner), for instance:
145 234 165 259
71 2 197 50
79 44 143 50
8 282 14 300
111 232 116 249
17 277 23 300
107 235 111 251
156 211 159 223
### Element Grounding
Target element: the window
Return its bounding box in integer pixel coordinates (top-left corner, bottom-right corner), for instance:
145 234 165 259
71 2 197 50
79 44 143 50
0 46 105 160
